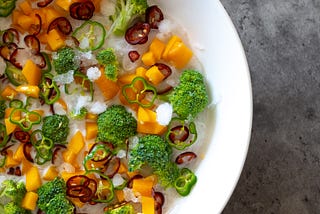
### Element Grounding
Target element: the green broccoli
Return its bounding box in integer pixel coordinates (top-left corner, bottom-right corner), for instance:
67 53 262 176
0 100 6 119
167 69 209 120
97 105 137 147
42 114 69 144
69 107 88 120
37 177 74 214
128 135 180 187
109 0 148 36
53 47 80 74
105 204 135 214
4 201 30 214
96 48 119 81
0 180 27 205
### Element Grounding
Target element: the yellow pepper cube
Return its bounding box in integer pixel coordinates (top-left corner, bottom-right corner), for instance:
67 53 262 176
62 149 78 166
55 0 74 11
21 191 38 211
68 131 85 154
145 65 165 85
19 1 32 15
15 85 40 98
5 150 20 168
141 51 156 66
17 15 34 31
141 196 155 214
162 35 182 60
137 107 157 123
1 85 17 100
43 166 59 181
47 29 65 51
85 122 98 140
13 143 24 163
135 67 147 78
166 41 193 69
22 59 42 86
26 166 42 191
149 38 166 60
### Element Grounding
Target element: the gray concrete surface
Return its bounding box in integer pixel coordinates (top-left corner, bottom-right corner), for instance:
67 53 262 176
220 1 320 213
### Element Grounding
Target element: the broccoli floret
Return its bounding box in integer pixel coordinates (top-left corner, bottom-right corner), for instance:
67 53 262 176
0 100 6 119
129 135 180 187
4 202 30 214
37 177 73 214
69 107 88 120
105 204 135 214
109 0 149 36
97 105 137 147
53 47 80 74
96 48 119 81
45 193 74 214
42 114 69 144
168 69 209 120
0 180 27 205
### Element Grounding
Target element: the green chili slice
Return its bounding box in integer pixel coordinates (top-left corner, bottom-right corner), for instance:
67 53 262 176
9 108 41 131
0 123 9 148
165 118 197 150
9 99 23 108
174 168 197 196
122 77 157 108
31 130 54 164
72 20 106 51
4 62 27 86
83 144 113 172
40 73 60 105
91 173 114 203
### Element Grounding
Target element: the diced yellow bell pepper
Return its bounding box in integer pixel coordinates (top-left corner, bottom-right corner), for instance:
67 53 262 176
19 1 33 15
62 149 78 166
85 122 98 140
132 177 154 197
13 143 24 163
21 191 38 210
5 150 20 168
141 196 155 214
21 59 42 86
137 107 157 123
4 118 17 136
22 159 33 175
43 165 59 181
149 38 166 60
166 41 193 69
1 85 17 100
145 65 165 85
61 170 85 182
46 29 65 51
26 166 42 191
137 121 167 135
17 15 34 31
135 67 147 78
15 85 40 98
55 0 74 11
162 35 182 60
68 131 85 154
118 73 137 85
141 51 156 66
86 112 98 120
94 68 120 100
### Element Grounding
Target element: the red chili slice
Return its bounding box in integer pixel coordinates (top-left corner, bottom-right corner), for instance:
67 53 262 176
125 22 150 45
169 125 189 143
3 28 20 44
67 175 90 188
14 130 30 143
47 17 72 35
103 156 120 178
37 0 53 7
0 144 13 156
24 35 40 54
80 179 97 202
0 43 18 61
23 142 34 163
175 152 197 165
155 63 172 79
146 5 164 29
14 166 22 176
128 50 140 62
67 186 92 198
153 191 165 214
51 144 67 164
69 1 95 20
29 14 42 35
9 48 24 69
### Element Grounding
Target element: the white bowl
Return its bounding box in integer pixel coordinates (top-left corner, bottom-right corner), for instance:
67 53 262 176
152 0 253 213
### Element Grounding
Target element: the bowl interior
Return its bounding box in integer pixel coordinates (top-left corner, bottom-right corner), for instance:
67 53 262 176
149 0 253 213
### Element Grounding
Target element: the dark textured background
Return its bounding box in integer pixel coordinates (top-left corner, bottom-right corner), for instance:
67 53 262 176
220 1 320 213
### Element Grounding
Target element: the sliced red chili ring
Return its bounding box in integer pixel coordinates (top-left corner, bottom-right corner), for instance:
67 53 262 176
33 53 47 68
14 130 30 143
47 17 72 35
7 167 14 175
9 48 24 69
169 125 189 143
51 144 67 164
80 179 97 202
128 50 140 62
155 63 172 79
23 142 34 163
67 175 90 188
125 22 150 45
146 5 164 29
155 83 173 95
37 0 53 7
103 156 120 178
0 144 13 156
67 186 92 198
153 191 165 206
14 166 22 176
0 43 18 61
3 28 20 44
24 35 40 54
29 14 42 35
175 152 197 165
69 1 95 20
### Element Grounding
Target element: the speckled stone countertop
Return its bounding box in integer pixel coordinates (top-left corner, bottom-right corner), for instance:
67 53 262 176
220 1 320 213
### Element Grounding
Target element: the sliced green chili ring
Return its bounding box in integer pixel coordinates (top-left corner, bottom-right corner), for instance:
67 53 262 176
64 72 94 101
35 153 50 165
4 62 27 86
9 99 23 108
9 108 42 131
31 130 53 163
0 123 9 148
72 20 106 51
165 117 197 150
174 168 197 196
122 77 157 108
41 52 52 73
40 73 60 105
90 172 114 203
83 144 113 172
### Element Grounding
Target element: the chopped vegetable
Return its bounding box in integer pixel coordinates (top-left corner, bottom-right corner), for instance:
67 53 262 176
96 48 119 81
174 168 197 196
0 100 6 119
42 114 69 144
0 0 16 17
53 46 79 74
